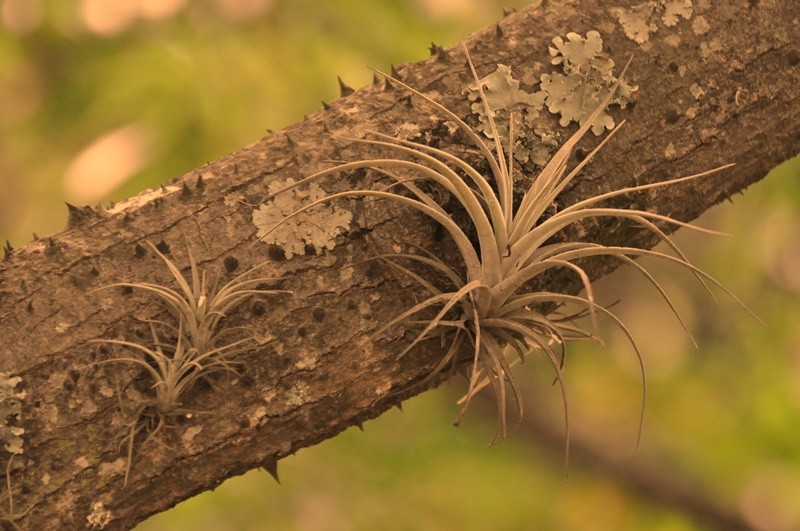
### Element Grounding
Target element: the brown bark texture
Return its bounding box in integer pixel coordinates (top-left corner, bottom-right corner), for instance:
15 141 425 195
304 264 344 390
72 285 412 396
0 1 798 529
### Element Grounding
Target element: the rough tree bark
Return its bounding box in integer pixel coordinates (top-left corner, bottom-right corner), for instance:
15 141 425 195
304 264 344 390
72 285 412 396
0 1 797 529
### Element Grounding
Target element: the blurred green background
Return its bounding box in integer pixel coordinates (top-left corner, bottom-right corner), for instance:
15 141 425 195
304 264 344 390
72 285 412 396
2 1 799 530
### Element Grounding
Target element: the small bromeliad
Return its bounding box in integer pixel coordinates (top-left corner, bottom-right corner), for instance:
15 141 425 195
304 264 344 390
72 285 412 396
258 44 754 464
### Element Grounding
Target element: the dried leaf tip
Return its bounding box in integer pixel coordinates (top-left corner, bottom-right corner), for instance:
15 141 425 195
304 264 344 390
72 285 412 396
337 76 354 97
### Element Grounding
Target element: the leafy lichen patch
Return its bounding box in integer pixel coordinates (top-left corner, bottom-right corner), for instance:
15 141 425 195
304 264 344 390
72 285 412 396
614 2 659 44
285 382 310 408
0 374 24 455
466 31 634 169
700 38 723 60
662 0 693 26
541 31 636 135
613 1 693 44
466 63 550 166
86 501 112 529
689 83 706 99
692 15 710 35
97 459 125 479
253 178 352 259
294 353 317 371
549 30 607 73
467 64 546 136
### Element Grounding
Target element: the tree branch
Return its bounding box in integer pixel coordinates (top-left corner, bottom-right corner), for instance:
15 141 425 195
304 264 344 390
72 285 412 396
0 1 797 528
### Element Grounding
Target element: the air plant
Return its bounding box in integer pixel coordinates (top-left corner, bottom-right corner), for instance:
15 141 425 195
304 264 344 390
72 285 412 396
257 45 752 457
92 242 289 484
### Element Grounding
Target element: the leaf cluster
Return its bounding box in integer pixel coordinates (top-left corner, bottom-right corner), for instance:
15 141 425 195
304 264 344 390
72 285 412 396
257 46 753 462
92 242 288 484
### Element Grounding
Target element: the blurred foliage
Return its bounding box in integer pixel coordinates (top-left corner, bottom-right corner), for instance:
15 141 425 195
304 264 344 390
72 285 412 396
1 0 799 530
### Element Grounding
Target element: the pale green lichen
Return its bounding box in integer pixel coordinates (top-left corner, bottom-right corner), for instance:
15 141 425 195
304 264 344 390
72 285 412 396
662 0 693 26
614 2 659 44
692 15 710 36
549 30 608 74
285 382 310 408
86 501 112 529
466 64 546 138
0 374 24 455
542 31 636 135
613 1 693 44
253 178 352 259
509 127 560 167
465 31 635 167
465 64 551 166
